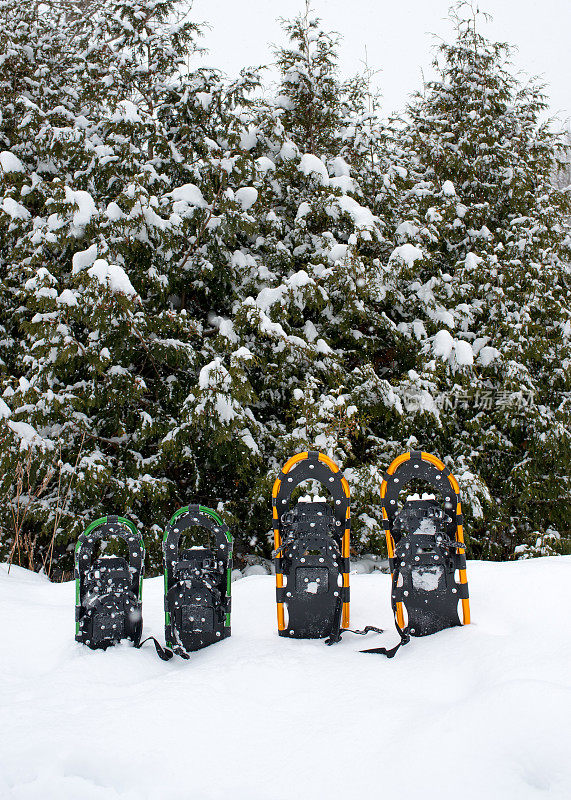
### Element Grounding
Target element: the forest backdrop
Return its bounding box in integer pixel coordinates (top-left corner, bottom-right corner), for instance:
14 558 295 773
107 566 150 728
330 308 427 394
0 0 569 576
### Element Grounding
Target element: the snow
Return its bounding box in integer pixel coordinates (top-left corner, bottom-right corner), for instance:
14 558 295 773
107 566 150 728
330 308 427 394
465 251 483 270
390 243 424 267
255 156 275 173
442 179 456 196
0 151 25 173
433 330 474 366
105 202 124 221
454 339 474 366
198 358 231 391
166 183 207 209
298 153 329 185
254 270 312 314
1 197 30 220
411 565 442 591
279 141 298 161
479 346 501 366
196 92 213 110
87 259 136 297
333 195 377 237
239 128 258 150
1 557 570 799
111 100 143 124
6 421 53 451
235 187 258 210
65 187 97 228
57 289 78 307
71 244 98 274
329 174 356 193
332 156 350 177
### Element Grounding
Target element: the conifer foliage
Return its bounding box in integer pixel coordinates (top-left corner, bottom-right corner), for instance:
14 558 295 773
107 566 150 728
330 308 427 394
396 5 571 556
0 1 569 574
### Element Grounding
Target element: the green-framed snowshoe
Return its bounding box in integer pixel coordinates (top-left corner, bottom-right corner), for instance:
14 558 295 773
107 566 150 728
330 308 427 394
163 505 232 657
74 516 144 650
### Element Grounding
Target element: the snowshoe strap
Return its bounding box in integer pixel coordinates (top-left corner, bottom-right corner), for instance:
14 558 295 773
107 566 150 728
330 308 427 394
360 605 411 657
135 636 181 661
346 625 385 636
325 620 384 646
360 627 411 657
324 585 344 644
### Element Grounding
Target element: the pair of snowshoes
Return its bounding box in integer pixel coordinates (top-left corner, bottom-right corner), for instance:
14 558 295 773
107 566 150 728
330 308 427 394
75 506 232 659
271 450 470 656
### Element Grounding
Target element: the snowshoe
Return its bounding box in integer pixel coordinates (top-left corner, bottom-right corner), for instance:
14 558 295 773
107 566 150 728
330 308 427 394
272 451 351 639
75 516 144 650
372 450 470 656
163 505 232 657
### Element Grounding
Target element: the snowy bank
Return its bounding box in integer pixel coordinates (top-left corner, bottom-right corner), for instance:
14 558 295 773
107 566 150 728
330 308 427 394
0 557 570 799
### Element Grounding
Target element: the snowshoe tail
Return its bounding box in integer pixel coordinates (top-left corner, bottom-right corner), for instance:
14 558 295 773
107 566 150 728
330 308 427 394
163 505 232 657
272 451 350 639
75 516 144 650
380 450 470 648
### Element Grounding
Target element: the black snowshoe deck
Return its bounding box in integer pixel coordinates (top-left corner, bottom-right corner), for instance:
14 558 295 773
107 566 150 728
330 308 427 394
75 516 144 649
163 505 232 656
272 451 351 639
381 451 470 640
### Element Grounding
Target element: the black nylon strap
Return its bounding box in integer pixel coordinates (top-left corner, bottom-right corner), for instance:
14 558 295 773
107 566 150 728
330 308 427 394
325 623 384 646
135 636 176 661
361 628 410 657
324 587 345 645
457 583 469 599
359 564 411 657
345 625 384 636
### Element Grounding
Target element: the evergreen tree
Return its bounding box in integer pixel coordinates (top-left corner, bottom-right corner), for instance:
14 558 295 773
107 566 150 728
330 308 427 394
212 10 440 553
393 5 571 556
0 0 264 571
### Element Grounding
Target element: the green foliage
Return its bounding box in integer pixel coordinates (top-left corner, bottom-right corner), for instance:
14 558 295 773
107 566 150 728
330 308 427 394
0 2 569 574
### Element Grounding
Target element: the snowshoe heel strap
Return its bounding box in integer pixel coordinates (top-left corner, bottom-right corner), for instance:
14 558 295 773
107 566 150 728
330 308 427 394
135 636 177 661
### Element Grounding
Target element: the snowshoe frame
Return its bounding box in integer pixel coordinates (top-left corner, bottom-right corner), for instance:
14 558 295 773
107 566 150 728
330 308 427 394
163 505 232 656
272 451 351 638
74 516 144 649
381 450 470 636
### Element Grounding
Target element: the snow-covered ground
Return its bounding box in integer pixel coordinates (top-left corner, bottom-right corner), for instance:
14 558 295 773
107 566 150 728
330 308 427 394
1 557 570 799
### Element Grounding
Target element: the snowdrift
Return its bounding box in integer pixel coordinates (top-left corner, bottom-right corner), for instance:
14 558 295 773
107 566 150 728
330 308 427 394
1 557 570 799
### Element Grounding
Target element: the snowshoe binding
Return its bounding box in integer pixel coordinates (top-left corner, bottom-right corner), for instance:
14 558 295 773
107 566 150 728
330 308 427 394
75 516 144 650
163 505 232 657
368 450 470 657
272 451 351 640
